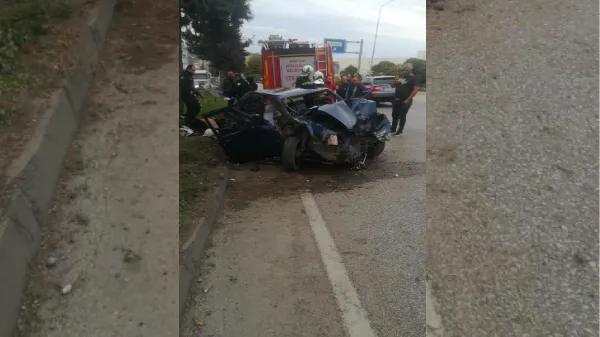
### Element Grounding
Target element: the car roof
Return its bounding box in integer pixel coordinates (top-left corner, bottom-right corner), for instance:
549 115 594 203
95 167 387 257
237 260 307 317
259 87 329 99
364 75 395 79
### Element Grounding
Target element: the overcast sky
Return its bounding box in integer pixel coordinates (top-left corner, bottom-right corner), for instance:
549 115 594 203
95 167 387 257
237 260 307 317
241 0 426 60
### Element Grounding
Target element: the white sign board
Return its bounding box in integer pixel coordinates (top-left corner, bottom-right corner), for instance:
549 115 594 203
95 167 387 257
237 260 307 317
280 56 315 88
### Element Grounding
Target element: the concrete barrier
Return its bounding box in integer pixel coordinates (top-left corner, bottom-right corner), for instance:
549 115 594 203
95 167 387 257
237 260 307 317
0 1 116 336
179 167 231 316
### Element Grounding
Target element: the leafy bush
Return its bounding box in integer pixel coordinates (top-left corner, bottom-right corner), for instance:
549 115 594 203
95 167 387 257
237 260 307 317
0 0 70 73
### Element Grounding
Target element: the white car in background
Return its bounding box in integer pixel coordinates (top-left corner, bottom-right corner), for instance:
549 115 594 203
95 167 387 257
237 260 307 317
193 70 211 89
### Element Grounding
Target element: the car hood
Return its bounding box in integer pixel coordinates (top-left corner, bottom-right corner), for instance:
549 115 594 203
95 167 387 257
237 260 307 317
314 100 357 129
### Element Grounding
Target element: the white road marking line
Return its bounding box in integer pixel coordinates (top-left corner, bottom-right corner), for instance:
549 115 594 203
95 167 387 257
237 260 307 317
426 280 445 337
300 193 378 337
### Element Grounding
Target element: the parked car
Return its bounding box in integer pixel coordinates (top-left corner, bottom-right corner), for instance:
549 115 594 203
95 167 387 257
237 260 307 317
361 76 396 106
193 70 211 89
202 87 391 170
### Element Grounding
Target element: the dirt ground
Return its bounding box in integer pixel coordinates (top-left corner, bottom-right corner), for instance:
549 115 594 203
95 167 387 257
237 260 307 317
0 0 99 188
13 0 179 335
179 137 228 251
178 138 424 245
224 157 424 211
0 0 103 247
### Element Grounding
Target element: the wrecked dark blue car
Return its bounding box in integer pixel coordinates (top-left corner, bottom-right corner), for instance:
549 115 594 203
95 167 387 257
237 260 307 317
202 87 391 171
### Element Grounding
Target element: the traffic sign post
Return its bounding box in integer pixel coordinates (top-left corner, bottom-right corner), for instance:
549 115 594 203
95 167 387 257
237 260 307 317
324 38 347 53
325 38 364 74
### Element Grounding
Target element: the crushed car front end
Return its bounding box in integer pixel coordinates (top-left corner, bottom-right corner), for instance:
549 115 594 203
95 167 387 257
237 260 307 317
275 95 391 168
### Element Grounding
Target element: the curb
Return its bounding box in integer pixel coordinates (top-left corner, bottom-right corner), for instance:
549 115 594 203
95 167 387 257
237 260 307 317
0 1 116 336
179 167 231 316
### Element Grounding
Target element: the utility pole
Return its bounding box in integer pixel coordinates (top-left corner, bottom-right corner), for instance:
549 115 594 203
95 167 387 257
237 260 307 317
370 0 396 72
343 39 364 75
357 39 364 74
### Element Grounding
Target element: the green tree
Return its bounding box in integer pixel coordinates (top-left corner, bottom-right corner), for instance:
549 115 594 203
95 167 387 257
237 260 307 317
370 61 398 76
245 53 261 76
340 65 358 77
404 58 426 87
180 0 253 72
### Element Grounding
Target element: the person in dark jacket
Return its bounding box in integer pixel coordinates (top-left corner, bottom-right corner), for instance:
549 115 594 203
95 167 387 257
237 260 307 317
180 64 203 132
345 74 370 99
234 73 250 102
336 75 350 98
246 75 258 91
222 71 236 108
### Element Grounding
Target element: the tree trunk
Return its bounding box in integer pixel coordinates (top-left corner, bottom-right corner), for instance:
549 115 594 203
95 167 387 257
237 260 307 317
179 33 184 116
179 37 183 74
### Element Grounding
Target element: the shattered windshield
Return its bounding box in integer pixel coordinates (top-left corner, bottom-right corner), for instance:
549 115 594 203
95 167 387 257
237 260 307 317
284 92 333 113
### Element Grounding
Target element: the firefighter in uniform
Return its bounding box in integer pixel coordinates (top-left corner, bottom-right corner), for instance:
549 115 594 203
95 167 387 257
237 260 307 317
295 65 314 88
312 70 325 87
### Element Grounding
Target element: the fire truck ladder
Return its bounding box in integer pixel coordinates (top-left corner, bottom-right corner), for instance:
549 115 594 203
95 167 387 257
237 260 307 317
314 44 329 76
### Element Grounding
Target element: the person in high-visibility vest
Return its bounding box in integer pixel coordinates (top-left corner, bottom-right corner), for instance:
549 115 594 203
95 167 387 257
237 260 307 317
295 65 314 88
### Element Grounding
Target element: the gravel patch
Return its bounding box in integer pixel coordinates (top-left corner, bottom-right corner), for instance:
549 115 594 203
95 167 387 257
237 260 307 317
427 0 598 336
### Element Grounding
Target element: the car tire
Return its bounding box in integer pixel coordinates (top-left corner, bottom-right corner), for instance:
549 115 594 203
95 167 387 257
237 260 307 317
367 141 386 158
282 136 301 171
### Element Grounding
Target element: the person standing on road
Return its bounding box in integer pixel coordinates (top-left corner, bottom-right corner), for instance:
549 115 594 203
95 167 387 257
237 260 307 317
336 74 350 98
323 74 338 102
246 75 258 91
390 63 420 137
312 71 326 87
324 75 337 91
222 71 236 108
180 64 203 133
345 74 370 99
234 73 250 102
295 65 314 88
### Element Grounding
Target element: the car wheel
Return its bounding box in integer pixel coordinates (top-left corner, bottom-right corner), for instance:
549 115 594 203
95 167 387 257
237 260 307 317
367 141 386 158
282 136 302 171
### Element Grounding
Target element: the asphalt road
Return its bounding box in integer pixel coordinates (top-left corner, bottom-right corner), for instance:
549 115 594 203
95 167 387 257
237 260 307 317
427 1 598 336
181 94 426 336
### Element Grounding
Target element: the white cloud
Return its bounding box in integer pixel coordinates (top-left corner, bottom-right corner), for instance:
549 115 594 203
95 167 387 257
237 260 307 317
242 0 426 60
243 25 294 39
314 0 425 39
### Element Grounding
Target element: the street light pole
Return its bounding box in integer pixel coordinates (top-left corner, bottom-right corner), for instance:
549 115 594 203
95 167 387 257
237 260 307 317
369 0 395 74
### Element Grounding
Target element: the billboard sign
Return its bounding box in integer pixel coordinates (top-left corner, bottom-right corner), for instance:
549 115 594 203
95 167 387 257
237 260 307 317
280 56 315 88
324 38 346 53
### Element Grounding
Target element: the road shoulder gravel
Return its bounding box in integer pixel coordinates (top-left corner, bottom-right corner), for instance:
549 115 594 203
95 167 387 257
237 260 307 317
13 0 179 335
427 1 598 335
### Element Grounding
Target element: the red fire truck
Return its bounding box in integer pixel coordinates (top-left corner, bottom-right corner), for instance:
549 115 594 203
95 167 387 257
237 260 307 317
259 36 335 90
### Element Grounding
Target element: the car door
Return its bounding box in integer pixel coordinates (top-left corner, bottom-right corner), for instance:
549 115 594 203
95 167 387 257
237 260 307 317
204 106 283 164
